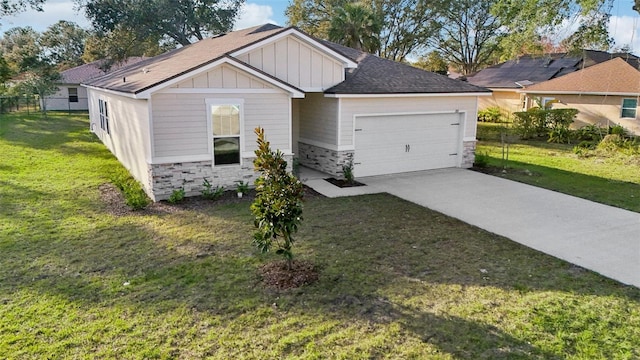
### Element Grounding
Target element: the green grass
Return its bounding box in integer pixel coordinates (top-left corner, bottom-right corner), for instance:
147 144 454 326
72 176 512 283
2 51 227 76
476 122 640 212
2 112 640 359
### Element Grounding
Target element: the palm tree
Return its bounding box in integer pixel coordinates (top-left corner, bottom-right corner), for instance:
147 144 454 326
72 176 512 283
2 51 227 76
328 2 381 53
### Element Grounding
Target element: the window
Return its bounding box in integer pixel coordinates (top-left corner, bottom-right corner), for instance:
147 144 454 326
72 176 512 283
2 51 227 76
68 87 78 103
98 99 110 134
621 98 637 118
211 104 241 165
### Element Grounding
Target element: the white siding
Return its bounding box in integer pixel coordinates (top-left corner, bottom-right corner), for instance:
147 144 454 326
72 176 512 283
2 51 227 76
171 64 273 89
298 93 339 146
151 92 291 159
43 84 89 111
340 96 479 146
87 88 152 191
239 35 345 91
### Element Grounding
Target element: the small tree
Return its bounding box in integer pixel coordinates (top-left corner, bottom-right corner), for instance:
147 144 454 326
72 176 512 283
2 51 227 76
20 65 60 116
251 127 304 270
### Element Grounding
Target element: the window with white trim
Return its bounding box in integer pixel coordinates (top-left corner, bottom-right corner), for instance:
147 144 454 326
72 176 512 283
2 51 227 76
210 103 241 165
621 98 637 118
68 87 78 103
98 99 110 134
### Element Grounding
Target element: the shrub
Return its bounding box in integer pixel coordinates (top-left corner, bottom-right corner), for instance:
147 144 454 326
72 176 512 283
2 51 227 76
575 124 606 142
168 188 185 203
236 180 250 194
609 124 627 136
109 169 150 210
513 108 577 142
201 178 224 200
251 127 304 270
478 107 503 123
474 151 490 167
342 157 355 184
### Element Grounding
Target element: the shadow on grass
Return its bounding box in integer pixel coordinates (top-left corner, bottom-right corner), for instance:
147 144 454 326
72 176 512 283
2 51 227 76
476 158 640 212
0 112 102 154
2 192 638 357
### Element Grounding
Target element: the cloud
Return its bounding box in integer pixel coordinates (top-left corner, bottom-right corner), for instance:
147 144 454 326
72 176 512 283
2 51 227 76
0 0 89 33
608 15 640 52
234 3 279 30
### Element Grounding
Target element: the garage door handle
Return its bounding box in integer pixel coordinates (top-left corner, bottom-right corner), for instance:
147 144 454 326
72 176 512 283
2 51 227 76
354 162 361 165
451 123 460 125
449 153 458 156
355 128 363 132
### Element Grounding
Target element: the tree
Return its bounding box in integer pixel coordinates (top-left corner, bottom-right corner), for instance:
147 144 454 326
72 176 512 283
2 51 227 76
431 0 503 75
287 0 439 61
40 21 88 69
559 12 612 52
328 2 381 53
1 0 45 18
20 64 60 116
80 0 244 46
413 50 448 74
82 27 171 68
0 26 41 73
492 0 614 59
251 127 304 270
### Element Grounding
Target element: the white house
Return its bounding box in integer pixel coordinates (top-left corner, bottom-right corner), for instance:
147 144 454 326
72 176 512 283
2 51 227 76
83 24 490 201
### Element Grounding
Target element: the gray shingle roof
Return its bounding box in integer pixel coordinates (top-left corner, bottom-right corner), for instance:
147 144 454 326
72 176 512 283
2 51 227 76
321 41 489 94
467 50 640 89
60 57 146 84
85 24 489 95
83 25 287 94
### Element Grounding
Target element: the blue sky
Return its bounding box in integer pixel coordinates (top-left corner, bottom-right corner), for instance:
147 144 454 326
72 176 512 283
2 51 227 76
1 0 639 52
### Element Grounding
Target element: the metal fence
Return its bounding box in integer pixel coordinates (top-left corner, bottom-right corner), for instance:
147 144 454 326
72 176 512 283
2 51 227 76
0 95 40 114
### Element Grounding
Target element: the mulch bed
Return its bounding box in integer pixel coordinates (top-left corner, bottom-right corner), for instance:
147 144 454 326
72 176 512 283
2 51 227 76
324 178 366 188
258 260 319 290
99 183 325 216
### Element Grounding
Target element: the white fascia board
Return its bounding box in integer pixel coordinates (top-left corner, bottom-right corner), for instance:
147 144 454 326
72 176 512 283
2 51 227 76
230 28 358 68
324 92 492 99
518 89 640 96
136 56 305 99
83 84 138 99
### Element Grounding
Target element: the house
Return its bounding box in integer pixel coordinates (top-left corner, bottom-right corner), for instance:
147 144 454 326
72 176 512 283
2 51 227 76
520 57 640 135
43 58 146 111
83 24 490 201
466 51 640 116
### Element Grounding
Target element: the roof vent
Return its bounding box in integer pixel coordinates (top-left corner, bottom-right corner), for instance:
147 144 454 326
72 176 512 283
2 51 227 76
142 68 150 74
515 80 534 88
123 77 126 83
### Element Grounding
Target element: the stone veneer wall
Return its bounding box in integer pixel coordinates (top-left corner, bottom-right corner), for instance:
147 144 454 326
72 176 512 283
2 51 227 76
147 155 293 201
461 140 476 168
297 142 354 178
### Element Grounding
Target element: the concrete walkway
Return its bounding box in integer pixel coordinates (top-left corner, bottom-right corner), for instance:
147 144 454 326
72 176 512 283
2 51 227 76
300 167 640 287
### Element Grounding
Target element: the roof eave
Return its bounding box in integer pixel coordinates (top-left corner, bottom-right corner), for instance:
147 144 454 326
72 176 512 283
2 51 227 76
520 89 640 96
324 92 492 98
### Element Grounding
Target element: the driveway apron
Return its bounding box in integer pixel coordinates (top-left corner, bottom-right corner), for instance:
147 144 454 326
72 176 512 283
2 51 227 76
360 169 640 288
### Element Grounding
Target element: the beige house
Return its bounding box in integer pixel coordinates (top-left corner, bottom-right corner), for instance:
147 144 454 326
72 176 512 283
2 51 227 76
467 51 640 119
83 24 490 201
521 57 640 135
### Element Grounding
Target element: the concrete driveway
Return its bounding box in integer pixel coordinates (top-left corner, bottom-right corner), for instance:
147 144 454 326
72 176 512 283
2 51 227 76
302 168 640 287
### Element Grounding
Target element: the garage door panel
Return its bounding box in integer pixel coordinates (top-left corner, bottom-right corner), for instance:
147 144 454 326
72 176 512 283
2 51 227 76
354 113 461 177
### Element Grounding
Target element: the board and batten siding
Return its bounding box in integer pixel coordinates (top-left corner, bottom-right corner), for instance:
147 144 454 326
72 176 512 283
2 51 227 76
236 35 344 91
87 88 152 191
151 92 291 159
297 93 339 146
171 64 275 90
339 96 479 146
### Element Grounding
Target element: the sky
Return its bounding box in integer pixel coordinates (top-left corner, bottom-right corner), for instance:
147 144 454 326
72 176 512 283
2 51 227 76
1 0 640 53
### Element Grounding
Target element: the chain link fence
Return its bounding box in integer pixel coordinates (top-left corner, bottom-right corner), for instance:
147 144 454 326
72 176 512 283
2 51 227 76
0 95 40 114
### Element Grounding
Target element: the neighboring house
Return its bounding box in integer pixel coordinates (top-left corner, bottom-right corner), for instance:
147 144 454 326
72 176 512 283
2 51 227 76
467 50 640 116
43 58 146 111
520 57 640 135
83 24 490 201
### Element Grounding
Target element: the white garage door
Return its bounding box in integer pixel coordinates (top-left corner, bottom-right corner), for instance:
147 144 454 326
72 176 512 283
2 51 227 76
353 113 461 177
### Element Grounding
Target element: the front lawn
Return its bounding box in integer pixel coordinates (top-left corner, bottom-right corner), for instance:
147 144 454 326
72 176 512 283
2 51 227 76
1 112 639 359
476 122 640 212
